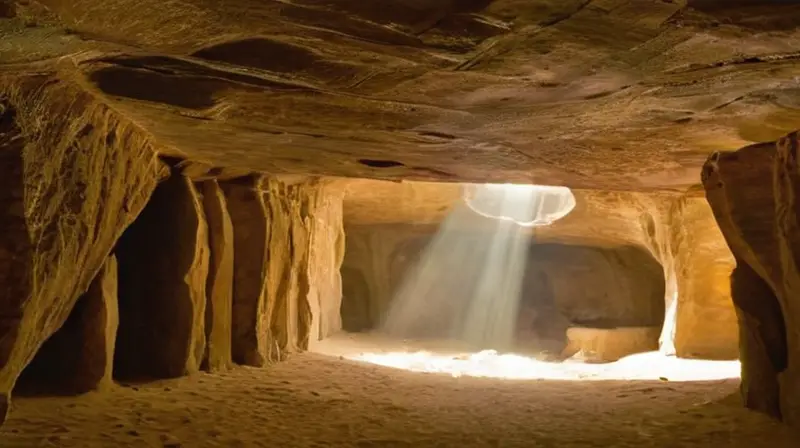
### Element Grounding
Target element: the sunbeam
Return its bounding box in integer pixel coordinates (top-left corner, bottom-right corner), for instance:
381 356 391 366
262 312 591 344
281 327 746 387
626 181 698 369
381 183 576 350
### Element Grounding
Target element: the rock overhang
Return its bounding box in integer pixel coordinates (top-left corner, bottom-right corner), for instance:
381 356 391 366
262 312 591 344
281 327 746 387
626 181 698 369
0 0 799 190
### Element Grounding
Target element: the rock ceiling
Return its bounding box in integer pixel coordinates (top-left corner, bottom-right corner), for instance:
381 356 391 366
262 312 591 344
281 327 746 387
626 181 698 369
1 0 799 191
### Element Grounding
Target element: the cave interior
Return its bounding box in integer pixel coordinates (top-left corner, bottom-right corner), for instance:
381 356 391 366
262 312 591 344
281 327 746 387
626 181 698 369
1 0 800 446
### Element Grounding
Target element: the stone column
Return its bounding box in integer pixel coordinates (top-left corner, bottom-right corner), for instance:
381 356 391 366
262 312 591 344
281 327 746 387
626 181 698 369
115 175 209 379
222 176 345 364
221 177 271 366
201 180 234 371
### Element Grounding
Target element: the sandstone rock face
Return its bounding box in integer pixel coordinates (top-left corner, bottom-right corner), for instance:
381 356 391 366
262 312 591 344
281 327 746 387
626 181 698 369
0 79 167 424
115 174 209 380
300 183 345 344
222 176 344 365
16 254 119 394
526 244 665 329
669 196 738 360
702 131 800 424
4 1 798 190
201 180 235 372
221 177 272 366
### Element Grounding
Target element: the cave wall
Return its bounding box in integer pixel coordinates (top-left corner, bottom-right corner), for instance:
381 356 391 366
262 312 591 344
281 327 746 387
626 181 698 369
16 254 119 395
219 176 344 365
701 131 799 424
669 196 738 360
0 78 169 423
0 75 346 424
526 244 664 328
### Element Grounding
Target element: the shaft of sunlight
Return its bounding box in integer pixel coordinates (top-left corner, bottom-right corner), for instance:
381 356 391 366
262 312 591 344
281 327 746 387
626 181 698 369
381 183 576 350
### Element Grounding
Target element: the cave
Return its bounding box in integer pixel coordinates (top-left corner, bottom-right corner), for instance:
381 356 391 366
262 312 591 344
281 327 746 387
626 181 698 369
2 0 800 445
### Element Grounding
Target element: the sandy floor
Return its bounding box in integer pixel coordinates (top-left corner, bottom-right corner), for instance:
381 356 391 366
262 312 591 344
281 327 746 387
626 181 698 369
2 334 798 448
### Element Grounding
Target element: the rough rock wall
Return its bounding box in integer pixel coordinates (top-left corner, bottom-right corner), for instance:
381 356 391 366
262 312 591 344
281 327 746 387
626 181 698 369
0 76 168 424
115 174 209 380
0 75 345 425
221 176 344 365
701 131 800 423
526 244 665 328
341 225 431 332
16 254 119 395
301 182 345 345
201 180 235 372
669 196 738 360
261 177 344 356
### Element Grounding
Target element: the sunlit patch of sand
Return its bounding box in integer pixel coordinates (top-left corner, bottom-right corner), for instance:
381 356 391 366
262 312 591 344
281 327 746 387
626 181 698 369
315 332 741 382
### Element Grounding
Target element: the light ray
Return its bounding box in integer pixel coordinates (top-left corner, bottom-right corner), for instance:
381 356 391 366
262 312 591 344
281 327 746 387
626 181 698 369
381 183 576 350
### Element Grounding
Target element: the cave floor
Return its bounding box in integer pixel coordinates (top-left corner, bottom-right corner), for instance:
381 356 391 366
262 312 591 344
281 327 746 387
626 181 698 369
2 335 798 448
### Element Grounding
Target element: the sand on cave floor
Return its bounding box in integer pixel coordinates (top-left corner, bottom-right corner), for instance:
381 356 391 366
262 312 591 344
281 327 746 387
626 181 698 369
2 333 799 448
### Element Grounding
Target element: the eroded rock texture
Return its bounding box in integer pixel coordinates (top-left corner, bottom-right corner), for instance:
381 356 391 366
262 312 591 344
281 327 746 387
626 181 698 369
669 196 738 360
2 1 799 190
701 131 800 424
115 174 209 380
221 177 271 366
222 176 344 366
0 77 167 424
201 180 234 372
16 254 119 395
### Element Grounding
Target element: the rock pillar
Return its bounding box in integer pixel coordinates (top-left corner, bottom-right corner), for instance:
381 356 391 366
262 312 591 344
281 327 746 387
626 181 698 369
115 175 209 380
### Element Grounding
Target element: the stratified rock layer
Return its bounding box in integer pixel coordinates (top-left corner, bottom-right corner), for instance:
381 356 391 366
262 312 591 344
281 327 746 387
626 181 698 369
115 174 209 380
0 77 168 424
4 1 798 190
702 132 798 423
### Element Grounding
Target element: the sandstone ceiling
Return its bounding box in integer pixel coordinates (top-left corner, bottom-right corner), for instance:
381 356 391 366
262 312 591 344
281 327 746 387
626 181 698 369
341 179 681 248
1 0 799 190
